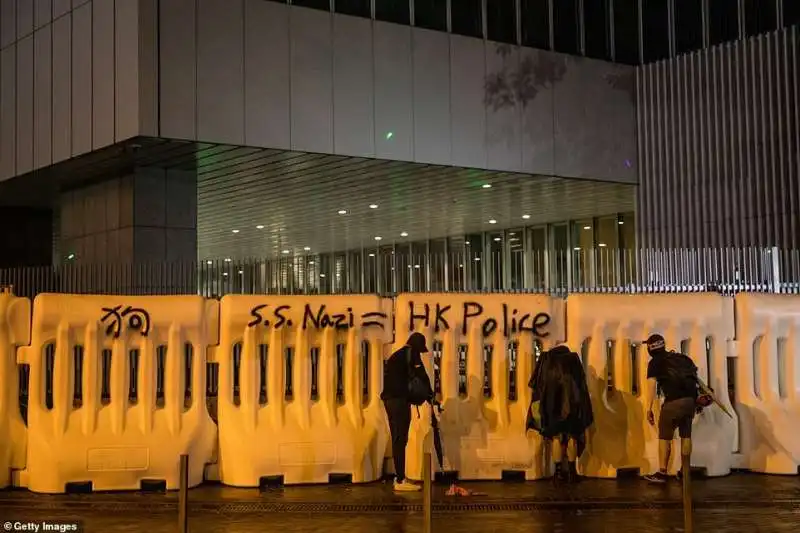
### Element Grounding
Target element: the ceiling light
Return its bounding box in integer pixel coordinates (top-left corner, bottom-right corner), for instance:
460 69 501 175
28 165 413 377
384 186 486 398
489 219 497 224
522 214 531 219
459 264 463 268
232 229 240 234
465 241 470 245
238 270 243 274
303 246 311 251
256 225 264 230
282 250 290 254
206 260 212 265
338 210 347 215
223 272 229 277
599 243 607 247
224 258 232 262
618 220 624 225
494 237 501 242
369 253 375 257
583 226 591 230
369 204 379 209
400 232 408 237
309 261 315 265
374 236 382 241
320 273 326 278
482 184 492 189
474 257 481 262
574 247 581 251
414 264 420 269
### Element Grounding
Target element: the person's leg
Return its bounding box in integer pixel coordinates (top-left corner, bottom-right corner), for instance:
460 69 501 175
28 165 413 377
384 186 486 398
677 398 696 475
384 399 417 491
566 436 579 482
550 437 565 484
646 400 677 483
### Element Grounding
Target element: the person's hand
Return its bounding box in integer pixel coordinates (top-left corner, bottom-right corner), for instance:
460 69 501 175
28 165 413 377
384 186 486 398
647 410 655 426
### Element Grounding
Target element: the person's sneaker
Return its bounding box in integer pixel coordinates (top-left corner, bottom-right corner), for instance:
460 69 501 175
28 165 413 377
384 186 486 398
393 480 421 492
643 471 669 484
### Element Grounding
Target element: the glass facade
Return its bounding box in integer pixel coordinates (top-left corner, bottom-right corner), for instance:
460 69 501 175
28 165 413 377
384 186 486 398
206 211 637 295
267 0 797 65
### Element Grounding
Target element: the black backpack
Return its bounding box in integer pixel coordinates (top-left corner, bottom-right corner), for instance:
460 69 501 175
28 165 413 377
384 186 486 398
406 348 431 406
663 352 699 391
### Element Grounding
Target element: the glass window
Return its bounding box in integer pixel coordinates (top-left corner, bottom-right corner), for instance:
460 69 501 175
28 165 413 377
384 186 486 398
292 0 330 11
335 0 370 17
376 0 410 25
743 0 777 38
550 224 569 290
527 226 547 289
521 0 550 49
488 232 505 290
613 0 639 65
571 220 594 288
675 0 703 55
414 0 447 31
618 213 636 284
553 0 579 55
447 236 466 291
452 0 483 38
642 0 670 62
709 0 739 46
584 0 610 60
595 217 619 286
487 0 516 43
787 1 800 28
464 234 484 290
507 229 525 289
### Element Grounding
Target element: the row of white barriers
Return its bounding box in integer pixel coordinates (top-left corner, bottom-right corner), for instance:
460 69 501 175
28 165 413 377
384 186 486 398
0 291 798 493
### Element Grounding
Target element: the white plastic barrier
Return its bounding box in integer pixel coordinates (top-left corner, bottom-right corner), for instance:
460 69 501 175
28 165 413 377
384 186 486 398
734 293 800 474
215 295 392 486
566 294 737 478
395 293 565 481
18 294 218 493
0 293 30 488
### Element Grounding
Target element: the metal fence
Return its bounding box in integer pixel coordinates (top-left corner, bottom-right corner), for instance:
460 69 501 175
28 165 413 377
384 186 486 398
1 247 799 300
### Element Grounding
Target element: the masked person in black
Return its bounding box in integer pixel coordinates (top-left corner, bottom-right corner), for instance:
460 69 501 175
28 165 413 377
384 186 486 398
527 345 594 485
642 334 699 483
381 332 434 492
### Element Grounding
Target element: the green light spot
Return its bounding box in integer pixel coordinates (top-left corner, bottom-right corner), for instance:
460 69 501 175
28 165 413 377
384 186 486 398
385 132 394 140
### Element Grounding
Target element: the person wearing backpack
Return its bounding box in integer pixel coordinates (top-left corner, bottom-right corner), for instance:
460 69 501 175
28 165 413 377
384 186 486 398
381 332 434 492
642 334 699 483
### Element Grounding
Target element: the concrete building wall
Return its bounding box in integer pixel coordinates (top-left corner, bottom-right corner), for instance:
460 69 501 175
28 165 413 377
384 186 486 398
157 0 637 183
636 25 800 249
0 0 155 181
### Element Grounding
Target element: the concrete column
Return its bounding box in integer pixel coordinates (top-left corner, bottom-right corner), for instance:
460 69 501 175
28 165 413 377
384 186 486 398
58 167 197 265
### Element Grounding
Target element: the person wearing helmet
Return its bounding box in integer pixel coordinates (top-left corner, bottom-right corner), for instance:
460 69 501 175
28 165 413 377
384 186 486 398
381 332 434 492
642 334 699 483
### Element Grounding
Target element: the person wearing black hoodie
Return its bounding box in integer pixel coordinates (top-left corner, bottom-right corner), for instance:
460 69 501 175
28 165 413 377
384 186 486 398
527 345 594 485
381 332 434 492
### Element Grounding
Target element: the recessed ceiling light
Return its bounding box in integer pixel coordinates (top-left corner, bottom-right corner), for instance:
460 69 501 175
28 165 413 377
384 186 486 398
459 264 463 268
574 247 581 251
232 229 240 234
374 236 382 241
414 264 420 269
482 184 492 189
282 250 290 254
206 260 212 265
309 261 315 265
489 219 497 224
465 241 470 245
618 220 624 225
238 270 243 274
320 273 326 278
338 210 347 215
224 258 232 262
369 204 379 209
223 272 229 276
400 232 408 237
583 226 591 230
369 253 375 257
256 225 264 230
303 246 311 251
522 214 531 219
599 243 607 247
474 257 481 261
494 237 501 241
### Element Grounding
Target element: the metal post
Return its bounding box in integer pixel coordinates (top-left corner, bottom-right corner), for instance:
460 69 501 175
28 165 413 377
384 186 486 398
179 454 189 533
423 451 433 533
770 246 781 293
681 457 693 533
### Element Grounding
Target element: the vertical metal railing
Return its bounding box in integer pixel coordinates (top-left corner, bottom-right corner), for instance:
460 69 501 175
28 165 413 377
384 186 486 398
0 247 798 299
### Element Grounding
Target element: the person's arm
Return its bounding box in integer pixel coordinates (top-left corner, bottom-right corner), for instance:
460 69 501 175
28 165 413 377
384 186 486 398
645 359 659 425
410 350 435 401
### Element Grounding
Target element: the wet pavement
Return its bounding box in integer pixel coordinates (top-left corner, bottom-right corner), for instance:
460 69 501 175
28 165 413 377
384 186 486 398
1 474 799 532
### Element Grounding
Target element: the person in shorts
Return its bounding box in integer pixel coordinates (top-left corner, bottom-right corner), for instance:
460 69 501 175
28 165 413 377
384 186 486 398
642 334 699 483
